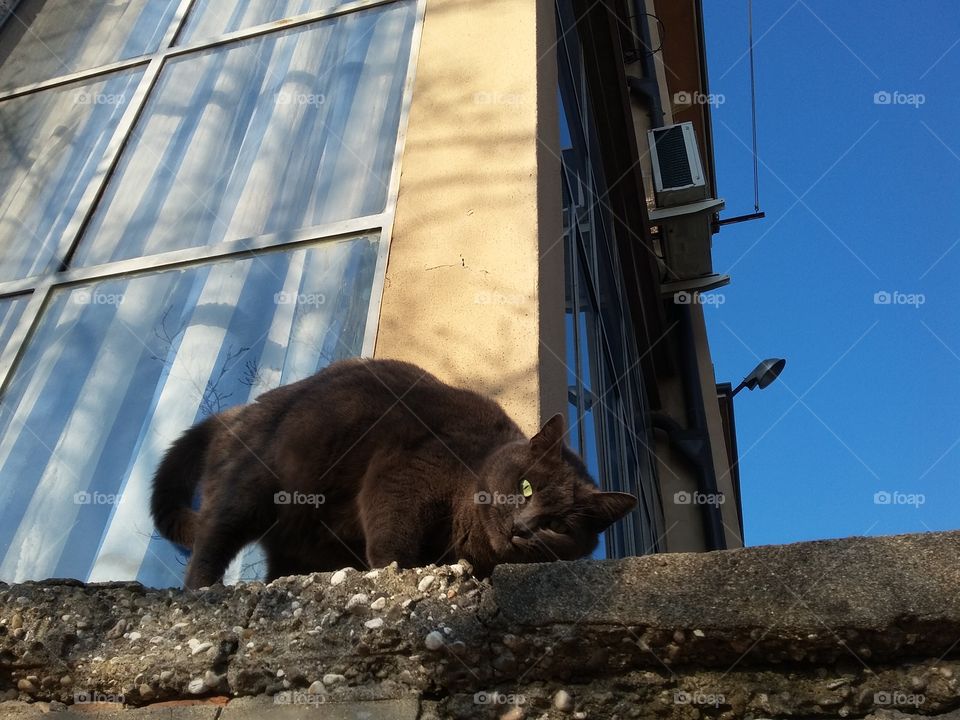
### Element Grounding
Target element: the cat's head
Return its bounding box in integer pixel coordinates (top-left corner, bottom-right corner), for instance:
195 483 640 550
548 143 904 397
475 413 637 564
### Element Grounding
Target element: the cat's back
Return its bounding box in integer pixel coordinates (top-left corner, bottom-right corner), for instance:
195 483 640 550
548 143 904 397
254 358 445 414
256 358 521 445
206 359 522 489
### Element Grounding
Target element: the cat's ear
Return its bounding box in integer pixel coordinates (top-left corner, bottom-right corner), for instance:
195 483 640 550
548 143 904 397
530 413 565 457
585 491 637 530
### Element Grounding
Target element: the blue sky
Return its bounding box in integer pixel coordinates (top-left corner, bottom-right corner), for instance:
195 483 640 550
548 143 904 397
701 1 960 545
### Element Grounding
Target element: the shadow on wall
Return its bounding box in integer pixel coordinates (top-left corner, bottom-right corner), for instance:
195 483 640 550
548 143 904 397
375 0 564 436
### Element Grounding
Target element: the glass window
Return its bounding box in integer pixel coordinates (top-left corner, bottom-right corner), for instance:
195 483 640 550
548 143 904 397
178 0 345 45
0 0 180 91
0 236 379 583
74 2 416 267
0 69 143 281
0 0 420 584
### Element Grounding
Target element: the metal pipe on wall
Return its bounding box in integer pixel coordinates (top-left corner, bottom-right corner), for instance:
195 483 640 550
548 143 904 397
628 0 665 128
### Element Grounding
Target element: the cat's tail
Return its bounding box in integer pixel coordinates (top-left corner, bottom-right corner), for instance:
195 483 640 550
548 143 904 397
150 418 215 547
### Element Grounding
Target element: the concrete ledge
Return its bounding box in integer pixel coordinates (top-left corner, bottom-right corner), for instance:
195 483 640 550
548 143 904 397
1 532 959 719
489 530 960 666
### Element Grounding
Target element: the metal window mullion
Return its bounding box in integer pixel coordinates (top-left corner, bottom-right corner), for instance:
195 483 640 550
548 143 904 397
1 215 386 297
0 215 387 390
573 222 618 378
379 0 425 217
563 163 612 467
0 280 53 395
0 216 388 298
360 0 426 358
162 0 407 60
49 54 167 274
567 231 587 460
0 56 155 102
160 0 200 50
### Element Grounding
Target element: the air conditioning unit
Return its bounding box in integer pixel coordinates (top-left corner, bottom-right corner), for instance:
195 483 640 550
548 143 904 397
649 122 707 207
647 122 727 294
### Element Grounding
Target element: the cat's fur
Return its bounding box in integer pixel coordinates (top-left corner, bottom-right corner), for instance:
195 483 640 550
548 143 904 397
151 358 636 589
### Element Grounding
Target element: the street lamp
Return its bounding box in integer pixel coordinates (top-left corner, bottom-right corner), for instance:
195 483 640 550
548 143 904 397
731 358 786 397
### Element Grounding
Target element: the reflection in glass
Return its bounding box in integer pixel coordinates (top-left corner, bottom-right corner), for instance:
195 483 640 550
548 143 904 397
74 2 416 268
0 235 379 585
0 0 179 91
0 70 143 282
179 0 344 45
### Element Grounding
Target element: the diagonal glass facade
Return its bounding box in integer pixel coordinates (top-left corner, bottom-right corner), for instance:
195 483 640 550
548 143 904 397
0 0 421 584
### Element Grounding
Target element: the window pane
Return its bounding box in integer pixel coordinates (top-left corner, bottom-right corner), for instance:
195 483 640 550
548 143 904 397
179 0 344 45
0 69 143 282
0 0 180 91
0 235 379 584
0 294 30 351
73 2 416 268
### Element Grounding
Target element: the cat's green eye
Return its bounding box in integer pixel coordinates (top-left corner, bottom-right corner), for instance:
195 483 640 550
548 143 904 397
520 479 533 497
547 519 566 533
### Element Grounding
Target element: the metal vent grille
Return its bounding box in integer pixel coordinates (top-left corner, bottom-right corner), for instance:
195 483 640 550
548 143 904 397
653 126 693 188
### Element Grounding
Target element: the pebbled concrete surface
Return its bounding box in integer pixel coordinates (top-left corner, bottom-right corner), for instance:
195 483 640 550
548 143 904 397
0 531 959 718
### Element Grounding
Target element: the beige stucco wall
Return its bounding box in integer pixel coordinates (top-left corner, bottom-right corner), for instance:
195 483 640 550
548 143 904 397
373 0 565 439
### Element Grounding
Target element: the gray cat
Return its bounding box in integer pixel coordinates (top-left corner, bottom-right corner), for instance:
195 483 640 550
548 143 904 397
151 358 636 588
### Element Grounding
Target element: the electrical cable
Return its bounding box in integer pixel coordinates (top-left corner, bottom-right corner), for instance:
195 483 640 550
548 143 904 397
748 0 760 212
